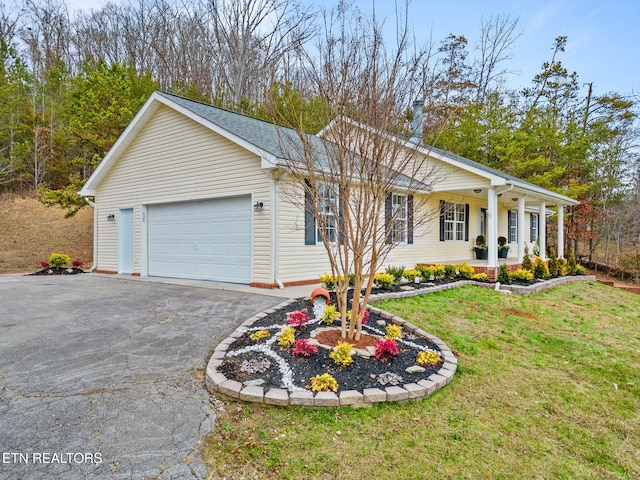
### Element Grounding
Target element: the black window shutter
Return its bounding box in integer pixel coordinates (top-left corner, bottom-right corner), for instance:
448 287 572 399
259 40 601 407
304 179 316 245
407 195 414 244
464 203 470 242
508 210 513 243
385 193 392 244
439 200 445 241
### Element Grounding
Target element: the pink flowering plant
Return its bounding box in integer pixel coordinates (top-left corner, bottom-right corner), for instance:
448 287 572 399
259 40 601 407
39 261 50 268
292 339 318 357
287 308 310 330
72 260 84 268
374 338 399 363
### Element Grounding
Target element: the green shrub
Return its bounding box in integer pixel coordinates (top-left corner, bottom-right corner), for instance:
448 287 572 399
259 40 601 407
454 263 474 279
348 273 355 287
497 263 512 284
444 264 457 278
385 324 403 339
432 264 446 279
310 373 338 392
566 247 577 275
521 246 532 271
512 268 534 282
557 258 568 276
277 326 295 348
48 253 71 268
471 272 488 282
574 264 586 275
416 350 442 366
319 274 334 290
533 256 550 279
547 248 559 277
385 265 405 284
250 329 270 341
330 341 354 367
416 265 434 281
373 273 395 290
403 269 419 283
321 305 340 325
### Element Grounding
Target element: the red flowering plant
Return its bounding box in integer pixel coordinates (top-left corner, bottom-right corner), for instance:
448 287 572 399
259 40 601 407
374 338 399 363
39 261 50 269
287 308 310 330
72 260 84 268
292 339 318 357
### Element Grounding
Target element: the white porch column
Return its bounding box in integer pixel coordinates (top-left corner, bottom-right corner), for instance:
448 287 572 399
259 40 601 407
517 197 526 262
557 205 565 258
487 187 498 267
539 201 546 260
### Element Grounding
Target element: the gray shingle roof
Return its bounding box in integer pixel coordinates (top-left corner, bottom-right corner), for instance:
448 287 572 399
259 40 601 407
157 91 430 192
157 91 290 159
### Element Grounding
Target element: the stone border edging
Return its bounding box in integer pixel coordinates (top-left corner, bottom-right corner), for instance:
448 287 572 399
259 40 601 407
205 275 595 407
205 298 456 407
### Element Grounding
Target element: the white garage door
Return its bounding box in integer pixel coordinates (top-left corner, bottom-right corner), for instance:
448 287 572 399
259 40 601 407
147 196 252 283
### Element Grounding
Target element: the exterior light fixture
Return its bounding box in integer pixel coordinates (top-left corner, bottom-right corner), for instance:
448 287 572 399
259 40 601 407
473 189 482 194
107 214 115 221
512 197 519 202
254 201 264 212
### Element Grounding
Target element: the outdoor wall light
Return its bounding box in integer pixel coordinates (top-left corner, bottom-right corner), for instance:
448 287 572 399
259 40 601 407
473 189 482 194
107 214 115 221
253 201 264 212
512 197 519 202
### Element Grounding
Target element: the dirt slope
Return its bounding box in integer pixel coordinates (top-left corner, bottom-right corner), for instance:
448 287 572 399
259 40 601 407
0 193 93 273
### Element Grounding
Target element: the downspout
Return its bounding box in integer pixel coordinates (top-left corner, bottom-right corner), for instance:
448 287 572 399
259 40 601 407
84 197 98 272
273 172 288 289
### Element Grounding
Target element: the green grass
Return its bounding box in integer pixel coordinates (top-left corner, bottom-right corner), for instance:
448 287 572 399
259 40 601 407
203 282 640 479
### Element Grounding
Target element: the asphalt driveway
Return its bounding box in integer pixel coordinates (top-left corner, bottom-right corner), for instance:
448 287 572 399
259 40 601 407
0 274 282 479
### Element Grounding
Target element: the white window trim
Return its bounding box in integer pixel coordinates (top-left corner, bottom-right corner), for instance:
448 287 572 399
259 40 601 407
530 213 539 243
444 201 466 241
391 193 408 243
508 210 518 243
316 182 338 243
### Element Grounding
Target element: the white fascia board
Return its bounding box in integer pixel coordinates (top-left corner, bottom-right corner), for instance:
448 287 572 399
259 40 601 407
161 96 277 164
508 180 579 206
80 92 165 196
261 155 283 169
80 92 280 196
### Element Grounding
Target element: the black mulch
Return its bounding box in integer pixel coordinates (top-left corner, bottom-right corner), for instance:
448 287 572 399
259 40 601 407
30 267 85 275
218 292 444 394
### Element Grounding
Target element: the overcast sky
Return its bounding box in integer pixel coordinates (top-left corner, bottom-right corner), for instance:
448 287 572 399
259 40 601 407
61 0 639 96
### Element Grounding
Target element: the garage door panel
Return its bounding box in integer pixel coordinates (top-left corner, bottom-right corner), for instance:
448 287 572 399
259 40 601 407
147 196 252 283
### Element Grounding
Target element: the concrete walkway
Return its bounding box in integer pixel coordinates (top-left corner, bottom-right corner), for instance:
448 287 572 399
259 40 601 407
0 274 286 479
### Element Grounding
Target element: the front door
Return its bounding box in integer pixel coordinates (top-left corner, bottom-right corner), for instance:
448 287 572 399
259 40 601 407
479 208 487 238
118 207 135 274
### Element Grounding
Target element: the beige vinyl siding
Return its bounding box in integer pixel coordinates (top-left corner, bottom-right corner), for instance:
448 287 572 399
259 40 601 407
277 181 497 281
277 180 332 283
94 105 273 282
429 162 488 191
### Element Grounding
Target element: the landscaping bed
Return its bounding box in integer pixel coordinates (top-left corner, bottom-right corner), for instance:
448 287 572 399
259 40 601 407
208 290 457 406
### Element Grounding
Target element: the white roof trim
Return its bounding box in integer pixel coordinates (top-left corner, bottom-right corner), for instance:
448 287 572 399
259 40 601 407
80 92 279 196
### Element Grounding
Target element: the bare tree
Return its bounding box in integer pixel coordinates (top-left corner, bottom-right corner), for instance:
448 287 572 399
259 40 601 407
473 14 522 102
270 2 441 340
207 0 315 107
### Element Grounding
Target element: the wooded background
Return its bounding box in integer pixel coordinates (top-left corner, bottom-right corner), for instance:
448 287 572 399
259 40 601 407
1 0 638 269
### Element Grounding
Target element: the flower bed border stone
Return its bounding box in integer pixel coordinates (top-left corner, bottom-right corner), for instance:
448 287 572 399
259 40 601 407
206 275 595 407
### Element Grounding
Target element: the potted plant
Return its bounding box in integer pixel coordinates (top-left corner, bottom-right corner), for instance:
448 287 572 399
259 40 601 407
498 236 509 259
474 235 488 260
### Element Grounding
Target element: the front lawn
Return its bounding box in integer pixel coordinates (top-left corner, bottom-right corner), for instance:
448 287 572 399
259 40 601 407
203 282 640 479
